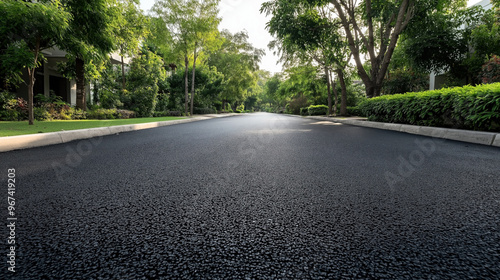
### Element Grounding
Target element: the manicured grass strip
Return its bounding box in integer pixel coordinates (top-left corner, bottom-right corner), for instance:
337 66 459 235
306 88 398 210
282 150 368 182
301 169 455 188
0 117 186 137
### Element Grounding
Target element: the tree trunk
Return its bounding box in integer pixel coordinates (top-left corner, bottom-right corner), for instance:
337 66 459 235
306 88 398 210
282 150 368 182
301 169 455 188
330 0 413 98
365 82 382 98
27 68 35 125
332 78 338 116
325 67 333 116
121 55 126 90
336 70 348 116
75 57 86 110
190 42 197 116
184 54 189 116
27 39 41 125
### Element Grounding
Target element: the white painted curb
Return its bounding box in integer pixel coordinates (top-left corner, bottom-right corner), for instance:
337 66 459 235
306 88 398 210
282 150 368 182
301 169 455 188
492 134 500 147
0 114 240 153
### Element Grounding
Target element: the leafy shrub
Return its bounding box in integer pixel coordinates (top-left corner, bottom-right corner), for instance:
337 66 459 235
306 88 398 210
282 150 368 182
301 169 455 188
300 107 309 116
307 105 329 116
194 107 216 114
116 109 135 119
480 55 500 84
34 107 51 121
382 68 429 95
0 97 28 121
0 109 19 121
346 106 363 117
124 50 166 117
87 108 118 120
287 94 310 115
358 83 500 131
153 111 183 117
99 88 123 109
236 104 245 112
0 91 15 108
58 107 86 120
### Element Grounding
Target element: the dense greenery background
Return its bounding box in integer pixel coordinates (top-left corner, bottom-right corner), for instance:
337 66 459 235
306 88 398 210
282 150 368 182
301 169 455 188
0 0 499 131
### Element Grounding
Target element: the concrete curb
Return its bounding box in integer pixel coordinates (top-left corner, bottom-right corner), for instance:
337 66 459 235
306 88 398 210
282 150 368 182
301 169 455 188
304 115 500 147
0 114 240 153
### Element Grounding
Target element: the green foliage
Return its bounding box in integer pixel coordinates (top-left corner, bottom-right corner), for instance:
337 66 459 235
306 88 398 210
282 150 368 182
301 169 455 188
166 65 223 111
35 95 86 120
0 96 27 121
86 108 116 119
0 92 90 121
124 49 166 117
480 55 500 84
382 69 429 95
207 30 264 105
34 107 51 121
62 0 115 59
194 107 216 114
358 83 500 131
153 111 183 117
0 0 70 72
0 97 28 121
113 0 149 59
400 4 500 86
91 62 123 108
235 104 245 113
300 107 309 116
346 106 362 117
307 105 328 116
83 108 135 119
287 94 310 115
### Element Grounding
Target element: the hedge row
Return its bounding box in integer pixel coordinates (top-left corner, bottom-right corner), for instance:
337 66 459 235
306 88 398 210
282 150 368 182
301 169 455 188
300 105 329 116
358 83 500 131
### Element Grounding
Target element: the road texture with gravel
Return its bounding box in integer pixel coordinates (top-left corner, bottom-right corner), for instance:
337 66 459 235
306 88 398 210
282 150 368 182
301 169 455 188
1 113 499 279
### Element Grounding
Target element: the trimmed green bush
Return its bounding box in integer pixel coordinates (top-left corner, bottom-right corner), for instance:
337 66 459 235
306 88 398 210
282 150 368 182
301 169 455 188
346 106 363 117
116 109 136 119
0 94 25 121
358 83 500 131
153 111 183 117
307 105 329 116
87 109 118 120
300 107 308 116
194 107 216 114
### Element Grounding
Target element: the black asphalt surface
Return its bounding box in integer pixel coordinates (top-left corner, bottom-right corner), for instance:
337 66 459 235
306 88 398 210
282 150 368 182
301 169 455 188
1 113 499 279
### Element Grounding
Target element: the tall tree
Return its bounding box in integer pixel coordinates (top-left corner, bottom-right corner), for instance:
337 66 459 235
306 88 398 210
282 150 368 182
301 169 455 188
61 0 116 110
0 0 70 125
399 3 498 85
189 0 221 116
153 0 197 116
262 0 351 115
292 0 457 97
113 0 149 90
207 30 265 110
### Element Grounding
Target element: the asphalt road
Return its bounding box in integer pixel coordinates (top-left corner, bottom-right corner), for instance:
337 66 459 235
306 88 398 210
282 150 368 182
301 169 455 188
1 113 499 279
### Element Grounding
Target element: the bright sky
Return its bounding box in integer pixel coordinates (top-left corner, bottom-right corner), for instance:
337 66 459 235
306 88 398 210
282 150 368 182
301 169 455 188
140 0 488 75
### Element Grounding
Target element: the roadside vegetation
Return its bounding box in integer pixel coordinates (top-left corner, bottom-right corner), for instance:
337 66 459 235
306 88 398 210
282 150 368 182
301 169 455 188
0 0 263 126
359 83 500 131
1 0 499 133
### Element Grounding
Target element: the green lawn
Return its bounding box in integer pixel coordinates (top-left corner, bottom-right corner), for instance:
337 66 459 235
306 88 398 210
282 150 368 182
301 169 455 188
0 117 186 137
